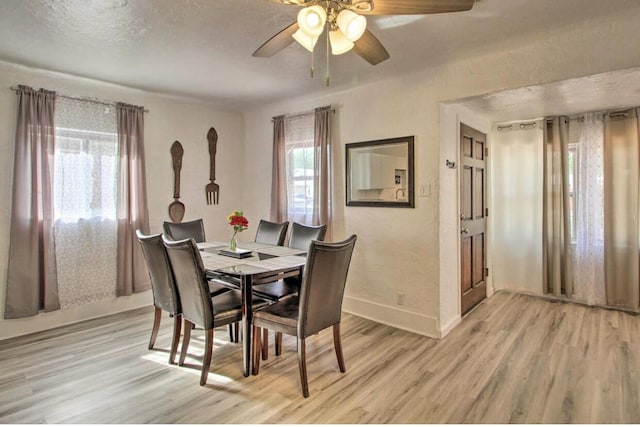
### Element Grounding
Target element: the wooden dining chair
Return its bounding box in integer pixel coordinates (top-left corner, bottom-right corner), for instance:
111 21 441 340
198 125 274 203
252 234 357 398
254 222 328 359
163 236 270 386
136 230 183 365
163 218 206 243
254 219 289 246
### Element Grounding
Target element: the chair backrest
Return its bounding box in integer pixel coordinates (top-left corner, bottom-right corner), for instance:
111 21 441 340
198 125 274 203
136 230 180 315
288 222 327 251
254 219 289 246
163 218 206 243
298 235 357 338
162 236 214 329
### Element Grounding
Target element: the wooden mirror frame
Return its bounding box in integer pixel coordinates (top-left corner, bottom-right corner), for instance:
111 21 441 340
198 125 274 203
345 136 415 208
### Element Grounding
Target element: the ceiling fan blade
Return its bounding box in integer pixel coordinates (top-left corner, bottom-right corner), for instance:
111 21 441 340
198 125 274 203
359 0 474 15
253 22 299 57
353 30 390 65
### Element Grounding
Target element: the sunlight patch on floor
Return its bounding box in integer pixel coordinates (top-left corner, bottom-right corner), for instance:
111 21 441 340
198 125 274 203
140 352 234 384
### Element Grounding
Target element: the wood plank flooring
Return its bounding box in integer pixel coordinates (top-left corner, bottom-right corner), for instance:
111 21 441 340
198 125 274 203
1 291 639 423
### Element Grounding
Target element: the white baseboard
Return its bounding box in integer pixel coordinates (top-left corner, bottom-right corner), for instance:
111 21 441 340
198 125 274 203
342 296 440 338
439 315 461 338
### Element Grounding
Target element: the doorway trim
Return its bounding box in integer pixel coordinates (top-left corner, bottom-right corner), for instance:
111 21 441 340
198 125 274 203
438 103 493 338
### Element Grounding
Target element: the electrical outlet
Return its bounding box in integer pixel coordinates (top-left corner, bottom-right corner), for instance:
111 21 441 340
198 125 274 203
396 292 405 306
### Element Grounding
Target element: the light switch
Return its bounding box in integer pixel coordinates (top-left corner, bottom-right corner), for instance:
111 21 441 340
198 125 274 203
419 184 431 197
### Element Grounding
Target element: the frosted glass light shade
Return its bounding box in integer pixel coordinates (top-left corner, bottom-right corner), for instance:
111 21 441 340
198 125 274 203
329 30 354 55
292 28 318 52
336 9 366 41
297 5 326 37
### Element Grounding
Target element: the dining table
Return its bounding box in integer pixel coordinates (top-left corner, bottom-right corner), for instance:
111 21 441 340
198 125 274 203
196 241 307 377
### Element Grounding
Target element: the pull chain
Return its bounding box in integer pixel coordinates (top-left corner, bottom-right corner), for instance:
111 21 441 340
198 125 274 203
310 47 314 78
325 21 331 86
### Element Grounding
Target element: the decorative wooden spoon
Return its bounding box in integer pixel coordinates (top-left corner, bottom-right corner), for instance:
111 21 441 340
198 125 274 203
168 141 185 222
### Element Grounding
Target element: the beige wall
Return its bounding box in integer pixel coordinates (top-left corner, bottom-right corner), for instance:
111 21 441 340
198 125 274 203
243 6 640 337
2 3 640 340
0 61 246 339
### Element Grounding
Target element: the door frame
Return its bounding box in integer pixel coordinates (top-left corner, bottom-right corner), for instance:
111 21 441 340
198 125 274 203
437 104 493 337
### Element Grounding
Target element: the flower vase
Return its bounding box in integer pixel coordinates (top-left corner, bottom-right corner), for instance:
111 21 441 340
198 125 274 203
230 231 238 251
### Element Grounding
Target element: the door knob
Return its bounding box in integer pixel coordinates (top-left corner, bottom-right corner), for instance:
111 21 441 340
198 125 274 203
461 228 470 234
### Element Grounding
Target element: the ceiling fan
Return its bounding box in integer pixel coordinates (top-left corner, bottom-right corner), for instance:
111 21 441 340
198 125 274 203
253 0 475 69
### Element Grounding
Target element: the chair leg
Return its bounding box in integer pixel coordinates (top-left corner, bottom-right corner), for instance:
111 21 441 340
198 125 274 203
200 329 214 386
333 323 346 373
234 322 240 343
169 314 182 365
252 326 261 375
275 332 283 356
148 307 162 349
179 319 193 366
297 337 309 398
228 323 235 343
262 329 269 360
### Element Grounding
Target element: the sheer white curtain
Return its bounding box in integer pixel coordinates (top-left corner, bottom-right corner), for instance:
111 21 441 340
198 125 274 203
54 97 118 308
572 114 606 305
284 113 315 224
491 122 544 294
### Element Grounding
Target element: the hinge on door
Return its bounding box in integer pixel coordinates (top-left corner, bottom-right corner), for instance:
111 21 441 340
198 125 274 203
485 267 489 276
485 147 489 157
485 207 489 217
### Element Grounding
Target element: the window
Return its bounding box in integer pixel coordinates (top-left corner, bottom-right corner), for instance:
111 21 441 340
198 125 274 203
54 128 118 222
54 97 119 308
284 113 315 223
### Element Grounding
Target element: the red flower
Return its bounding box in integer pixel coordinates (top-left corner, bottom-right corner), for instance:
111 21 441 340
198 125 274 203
227 211 249 232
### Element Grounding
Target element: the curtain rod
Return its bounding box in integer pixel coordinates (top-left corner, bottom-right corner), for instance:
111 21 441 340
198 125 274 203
9 85 149 113
272 107 335 122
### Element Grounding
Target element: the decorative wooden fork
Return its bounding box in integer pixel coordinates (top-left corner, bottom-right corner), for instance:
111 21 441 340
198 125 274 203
206 127 220 205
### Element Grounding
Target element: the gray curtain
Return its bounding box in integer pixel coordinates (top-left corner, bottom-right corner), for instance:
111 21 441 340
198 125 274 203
5 86 60 318
313 106 332 238
603 108 640 309
115 103 150 296
270 115 287 223
542 116 573 297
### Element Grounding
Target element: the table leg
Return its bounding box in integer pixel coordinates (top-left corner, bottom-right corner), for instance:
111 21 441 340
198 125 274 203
241 275 253 377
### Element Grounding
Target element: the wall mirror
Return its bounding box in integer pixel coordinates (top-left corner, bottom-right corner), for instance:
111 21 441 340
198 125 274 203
346 136 415 208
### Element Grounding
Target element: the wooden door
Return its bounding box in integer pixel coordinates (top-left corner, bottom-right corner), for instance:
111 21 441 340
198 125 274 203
460 123 487 315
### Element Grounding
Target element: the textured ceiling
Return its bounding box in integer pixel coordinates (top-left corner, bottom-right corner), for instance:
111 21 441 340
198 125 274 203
451 67 640 122
1 0 640 110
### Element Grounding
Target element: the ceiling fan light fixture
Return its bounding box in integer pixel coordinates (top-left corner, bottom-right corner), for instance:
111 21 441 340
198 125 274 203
297 5 326 37
292 28 318 52
329 29 354 55
336 9 367 42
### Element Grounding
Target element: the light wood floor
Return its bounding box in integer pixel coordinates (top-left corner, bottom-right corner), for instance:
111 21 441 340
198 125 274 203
1 291 639 423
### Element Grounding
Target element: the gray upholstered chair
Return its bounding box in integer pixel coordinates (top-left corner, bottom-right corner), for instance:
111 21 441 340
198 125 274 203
254 222 328 359
162 236 269 386
163 219 206 243
136 230 182 365
162 218 230 298
252 234 357 398
288 222 327 251
254 219 289 246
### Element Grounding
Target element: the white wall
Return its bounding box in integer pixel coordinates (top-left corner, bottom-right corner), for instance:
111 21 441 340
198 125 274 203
2 3 640 340
0 61 245 340
243 6 640 338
